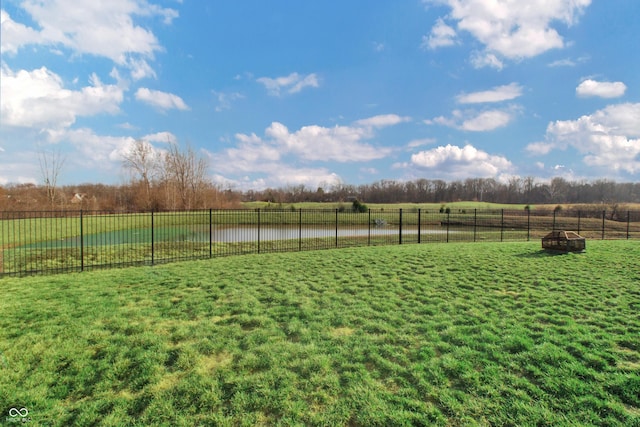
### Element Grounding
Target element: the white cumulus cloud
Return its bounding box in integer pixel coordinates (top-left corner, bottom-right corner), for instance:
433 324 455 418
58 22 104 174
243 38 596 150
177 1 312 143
427 108 515 132
212 90 245 112
207 129 343 191
142 131 178 145
1 1 177 79
47 128 136 171
208 114 408 189
422 18 458 49
456 83 523 104
354 114 411 128
135 88 189 111
257 72 319 96
127 58 158 81
411 144 513 178
461 110 512 131
265 122 390 162
425 0 591 67
470 51 504 70
576 79 627 98
526 103 640 174
0 10 43 54
1 65 123 130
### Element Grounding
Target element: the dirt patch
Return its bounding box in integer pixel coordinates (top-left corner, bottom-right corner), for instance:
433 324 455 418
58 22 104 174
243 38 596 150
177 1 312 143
329 327 355 338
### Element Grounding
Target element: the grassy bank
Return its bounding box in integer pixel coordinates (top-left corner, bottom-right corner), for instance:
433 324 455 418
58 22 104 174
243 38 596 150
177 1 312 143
1 241 639 425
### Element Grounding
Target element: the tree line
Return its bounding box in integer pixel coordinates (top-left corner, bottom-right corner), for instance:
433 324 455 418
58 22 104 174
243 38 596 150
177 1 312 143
244 177 640 206
1 141 241 212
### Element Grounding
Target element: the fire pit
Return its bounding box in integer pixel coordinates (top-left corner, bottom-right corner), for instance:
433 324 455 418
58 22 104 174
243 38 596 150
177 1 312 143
541 230 586 252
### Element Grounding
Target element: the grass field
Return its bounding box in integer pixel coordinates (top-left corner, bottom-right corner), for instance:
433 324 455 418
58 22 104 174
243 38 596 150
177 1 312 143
1 241 639 426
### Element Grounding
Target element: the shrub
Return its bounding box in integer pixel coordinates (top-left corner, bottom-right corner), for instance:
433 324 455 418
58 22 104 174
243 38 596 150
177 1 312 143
352 199 368 213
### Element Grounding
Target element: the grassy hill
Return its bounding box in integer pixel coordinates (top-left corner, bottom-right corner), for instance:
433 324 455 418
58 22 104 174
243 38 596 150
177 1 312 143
1 241 639 425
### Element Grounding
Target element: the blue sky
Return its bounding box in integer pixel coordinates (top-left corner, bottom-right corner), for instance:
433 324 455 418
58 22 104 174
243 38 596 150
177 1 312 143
1 0 639 190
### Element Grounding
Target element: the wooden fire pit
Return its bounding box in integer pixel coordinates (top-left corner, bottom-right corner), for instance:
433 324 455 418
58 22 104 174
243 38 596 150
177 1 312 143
542 230 586 252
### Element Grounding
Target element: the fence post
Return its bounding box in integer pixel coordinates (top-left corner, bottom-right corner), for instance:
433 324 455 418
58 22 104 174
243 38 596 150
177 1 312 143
299 208 302 251
151 210 155 265
335 209 338 247
446 210 450 243
368 209 371 246
473 209 477 242
526 208 530 241
257 208 261 254
627 210 631 240
209 209 213 258
399 209 403 245
552 209 556 231
501 209 504 242
602 210 606 240
418 209 422 244
577 210 581 235
80 210 84 272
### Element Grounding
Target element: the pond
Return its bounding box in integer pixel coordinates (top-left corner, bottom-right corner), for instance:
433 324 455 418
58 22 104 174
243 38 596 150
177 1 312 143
211 226 449 243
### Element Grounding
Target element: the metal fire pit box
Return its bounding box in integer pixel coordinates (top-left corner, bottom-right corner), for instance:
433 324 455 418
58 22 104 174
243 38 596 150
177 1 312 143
541 230 586 252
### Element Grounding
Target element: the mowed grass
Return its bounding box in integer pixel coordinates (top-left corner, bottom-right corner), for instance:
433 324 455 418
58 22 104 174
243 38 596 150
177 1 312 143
1 241 639 426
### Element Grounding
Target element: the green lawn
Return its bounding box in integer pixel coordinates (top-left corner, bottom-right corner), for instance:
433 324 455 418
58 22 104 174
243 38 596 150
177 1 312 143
1 241 639 426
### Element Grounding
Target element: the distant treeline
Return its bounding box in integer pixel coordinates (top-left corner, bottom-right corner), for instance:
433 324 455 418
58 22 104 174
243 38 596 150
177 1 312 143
2 176 639 211
243 177 640 205
2 141 243 212
0 182 241 212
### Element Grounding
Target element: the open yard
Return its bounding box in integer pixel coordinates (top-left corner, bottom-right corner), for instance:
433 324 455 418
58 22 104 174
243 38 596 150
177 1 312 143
1 241 639 426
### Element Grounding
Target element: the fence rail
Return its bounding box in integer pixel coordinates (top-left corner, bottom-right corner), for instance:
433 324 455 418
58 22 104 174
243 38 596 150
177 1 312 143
1 208 639 276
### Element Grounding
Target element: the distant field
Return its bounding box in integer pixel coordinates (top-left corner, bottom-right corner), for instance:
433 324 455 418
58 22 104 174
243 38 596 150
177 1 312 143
242 201 640 211
1 241 639 426
242 201 532 210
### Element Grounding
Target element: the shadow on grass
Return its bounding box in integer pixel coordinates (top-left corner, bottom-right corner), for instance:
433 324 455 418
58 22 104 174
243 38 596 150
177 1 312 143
516 249 586 258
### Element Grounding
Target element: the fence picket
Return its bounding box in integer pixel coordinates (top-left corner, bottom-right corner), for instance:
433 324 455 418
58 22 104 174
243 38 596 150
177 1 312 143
399 209 403 245
80 210 84 272
151 210 155 265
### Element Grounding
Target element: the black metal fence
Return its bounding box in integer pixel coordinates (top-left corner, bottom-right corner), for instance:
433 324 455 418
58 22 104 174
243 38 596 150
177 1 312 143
1 208 639 276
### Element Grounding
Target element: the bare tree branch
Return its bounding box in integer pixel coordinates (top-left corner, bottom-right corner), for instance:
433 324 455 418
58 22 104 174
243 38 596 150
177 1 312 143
122 140 162 208
163 142 210 210
38 149 65 208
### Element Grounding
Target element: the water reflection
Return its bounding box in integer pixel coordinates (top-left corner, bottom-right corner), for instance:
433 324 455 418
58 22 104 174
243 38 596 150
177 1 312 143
212 226 448 243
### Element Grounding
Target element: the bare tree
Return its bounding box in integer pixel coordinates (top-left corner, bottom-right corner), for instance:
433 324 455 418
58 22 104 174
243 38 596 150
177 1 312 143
162 142 209 210
38 149 65 208
122 140 162 208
